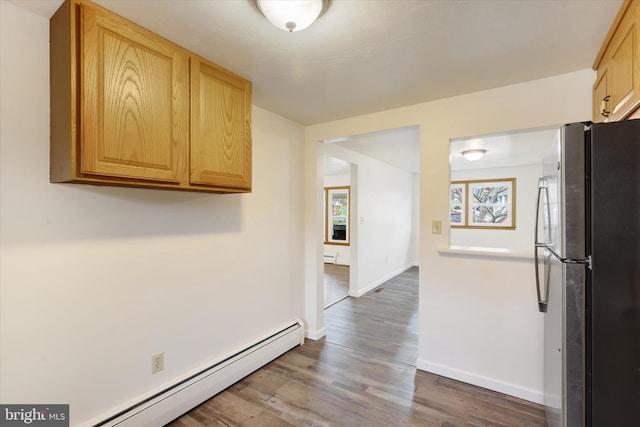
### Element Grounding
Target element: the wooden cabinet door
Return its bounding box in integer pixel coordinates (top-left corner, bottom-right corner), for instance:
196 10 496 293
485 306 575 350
191 58 252 189
608 3 640 119
81 3 189 183
593 69 609 122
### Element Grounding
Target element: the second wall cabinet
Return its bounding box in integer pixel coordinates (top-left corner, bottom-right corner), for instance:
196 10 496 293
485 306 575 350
191 58 252 189
51 0 252 193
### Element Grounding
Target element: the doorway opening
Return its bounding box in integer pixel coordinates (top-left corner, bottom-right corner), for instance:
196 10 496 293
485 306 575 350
320 125 420 365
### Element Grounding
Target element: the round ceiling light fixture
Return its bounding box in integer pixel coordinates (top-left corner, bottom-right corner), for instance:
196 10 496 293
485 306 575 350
461 149 487 161
250 0 332 32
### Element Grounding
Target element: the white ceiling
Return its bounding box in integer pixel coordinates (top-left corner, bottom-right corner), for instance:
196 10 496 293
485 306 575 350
323 124 559 176
13 0 621 174
450 125 559 171
326 125 421 174
15 0 621 126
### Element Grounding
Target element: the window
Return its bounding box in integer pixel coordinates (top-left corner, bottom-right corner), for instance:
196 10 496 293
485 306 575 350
325 186 350 245
450 178 516 229
450 182 466 226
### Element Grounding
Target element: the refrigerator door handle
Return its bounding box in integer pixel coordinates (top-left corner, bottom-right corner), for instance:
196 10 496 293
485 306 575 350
534 245 548 312
545 246 593 270
534 178 549 312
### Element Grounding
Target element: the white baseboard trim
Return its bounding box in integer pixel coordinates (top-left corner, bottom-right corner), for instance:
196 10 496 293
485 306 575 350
351 264 414 297
416 358 544 404
305 327 326 340
82 321 304 427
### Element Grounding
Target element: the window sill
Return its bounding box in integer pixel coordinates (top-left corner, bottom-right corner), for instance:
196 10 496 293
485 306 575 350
437 246 533 261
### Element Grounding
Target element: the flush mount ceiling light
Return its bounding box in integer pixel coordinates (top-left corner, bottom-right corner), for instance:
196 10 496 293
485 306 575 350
461 149 487 161
250 0 332 32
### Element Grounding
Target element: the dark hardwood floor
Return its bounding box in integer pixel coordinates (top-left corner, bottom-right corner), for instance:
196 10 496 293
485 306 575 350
324 263 349 308
169 267 546 426
325 267 419 366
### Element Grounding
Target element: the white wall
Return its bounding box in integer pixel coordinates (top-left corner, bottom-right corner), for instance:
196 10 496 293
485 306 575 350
324 174 350 187
323 143 417 297
0 2 305 425
304 69 594 402
451 163 543 250
323 173 351 265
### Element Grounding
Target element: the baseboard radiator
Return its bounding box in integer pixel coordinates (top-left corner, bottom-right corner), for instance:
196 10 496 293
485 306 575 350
94 320 304 427
324 254 336 264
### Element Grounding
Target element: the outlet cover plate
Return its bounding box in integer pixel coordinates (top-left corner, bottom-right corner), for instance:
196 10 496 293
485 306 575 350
152 352 164 374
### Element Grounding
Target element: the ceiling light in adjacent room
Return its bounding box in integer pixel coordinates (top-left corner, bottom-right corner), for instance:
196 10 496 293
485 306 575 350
251 0 332 32
461 149 487 161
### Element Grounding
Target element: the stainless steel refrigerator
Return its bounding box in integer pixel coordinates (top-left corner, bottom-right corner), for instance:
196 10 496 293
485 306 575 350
534 119 640 427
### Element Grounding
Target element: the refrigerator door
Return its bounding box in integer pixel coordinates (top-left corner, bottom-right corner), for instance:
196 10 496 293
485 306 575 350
540 129 564 427
589 119 640 426
543 252 564 427
540 124 586 427
559 124 587 427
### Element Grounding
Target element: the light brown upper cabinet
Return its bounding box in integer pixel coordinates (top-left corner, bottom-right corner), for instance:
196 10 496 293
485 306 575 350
191 58 251 189
50 0 252 193
592 0 640 123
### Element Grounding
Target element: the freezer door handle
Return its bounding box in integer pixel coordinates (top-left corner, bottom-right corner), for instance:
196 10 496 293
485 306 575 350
534 178 549 247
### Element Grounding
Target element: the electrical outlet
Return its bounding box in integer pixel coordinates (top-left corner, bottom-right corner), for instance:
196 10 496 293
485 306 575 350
432 220 442 234
151 352 164 374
